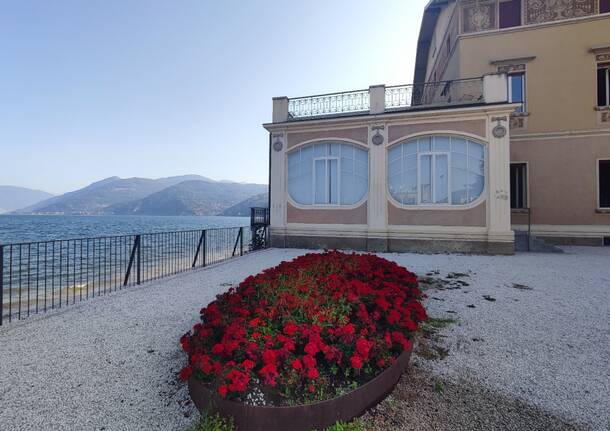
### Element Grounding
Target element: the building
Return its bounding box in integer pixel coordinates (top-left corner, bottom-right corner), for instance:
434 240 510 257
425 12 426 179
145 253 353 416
263 0 610 253
415 0 610 245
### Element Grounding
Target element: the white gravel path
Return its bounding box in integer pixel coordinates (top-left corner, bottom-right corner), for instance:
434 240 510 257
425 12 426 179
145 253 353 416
1 247 608 430
376 247 610 431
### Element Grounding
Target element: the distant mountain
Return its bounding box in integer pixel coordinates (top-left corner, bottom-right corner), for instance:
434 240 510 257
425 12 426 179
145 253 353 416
13 175 217 215
106 180 267 216
220 193 268 216
0 186 54 214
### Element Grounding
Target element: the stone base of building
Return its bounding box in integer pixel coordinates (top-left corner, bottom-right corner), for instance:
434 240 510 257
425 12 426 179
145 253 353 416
270 234 514 255
539 236 606 247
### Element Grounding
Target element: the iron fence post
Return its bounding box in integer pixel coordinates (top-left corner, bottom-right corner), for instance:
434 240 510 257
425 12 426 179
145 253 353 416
240 227 244 256
136 235 141 285
202 230 207 267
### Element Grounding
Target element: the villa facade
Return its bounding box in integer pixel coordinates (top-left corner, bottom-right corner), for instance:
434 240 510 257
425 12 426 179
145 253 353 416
263 0 610 253
415 0 610 245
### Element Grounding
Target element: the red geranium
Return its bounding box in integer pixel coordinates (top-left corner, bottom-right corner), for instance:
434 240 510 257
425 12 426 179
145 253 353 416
179 251 426 405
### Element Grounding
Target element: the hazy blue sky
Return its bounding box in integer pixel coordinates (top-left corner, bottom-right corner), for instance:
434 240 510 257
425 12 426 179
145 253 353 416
1 0 428 194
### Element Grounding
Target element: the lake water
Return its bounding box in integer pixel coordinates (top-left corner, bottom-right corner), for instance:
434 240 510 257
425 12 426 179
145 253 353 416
0 215 249 244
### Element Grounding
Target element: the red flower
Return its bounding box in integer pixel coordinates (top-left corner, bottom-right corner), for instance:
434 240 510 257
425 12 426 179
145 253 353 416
307 367 319 379
291 359 303 370
304 341 319 356
241 359 255 370
356 337 373 359
218 385 228 398
283 322 298 336
179 365 192 381
350 354 363 370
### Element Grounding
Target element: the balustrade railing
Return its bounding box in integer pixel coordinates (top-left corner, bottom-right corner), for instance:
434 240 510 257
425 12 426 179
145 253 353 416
285 77 485 120
385 78 484 110
288 89 370 119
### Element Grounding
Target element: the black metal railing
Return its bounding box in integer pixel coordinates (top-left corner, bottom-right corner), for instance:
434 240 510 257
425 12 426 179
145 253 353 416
250 207 270 227
0 226 267 325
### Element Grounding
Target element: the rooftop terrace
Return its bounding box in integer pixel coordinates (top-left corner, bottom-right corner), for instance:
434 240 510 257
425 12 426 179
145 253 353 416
272 74 509 123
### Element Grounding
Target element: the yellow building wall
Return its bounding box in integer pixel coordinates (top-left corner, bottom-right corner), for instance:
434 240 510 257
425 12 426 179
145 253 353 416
458 16 610 134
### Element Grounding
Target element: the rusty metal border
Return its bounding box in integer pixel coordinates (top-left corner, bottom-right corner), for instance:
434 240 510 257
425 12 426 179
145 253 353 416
188 347 412 431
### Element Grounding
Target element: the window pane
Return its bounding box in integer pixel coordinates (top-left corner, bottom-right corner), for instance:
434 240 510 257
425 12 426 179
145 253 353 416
314 159 326 204
451 137 468 154
403 169 417 205
451 168 468 205
418 137 431 152
314 143 327 157
388 145 401 162
404 154 417 171
468 141 485 160
434 136 450 151
329 159 338 204
341 144 354 160
600 160 610 208
420 155 432 203
435 155 449 204
330 143 341 156
388 174 402 203
499 0 521 28
510 74 523 103
468 172 485 203
389 158 401 178
601 0 610 13
405 142 418 155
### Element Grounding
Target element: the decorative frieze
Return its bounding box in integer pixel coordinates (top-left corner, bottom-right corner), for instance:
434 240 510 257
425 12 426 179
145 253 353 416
596 53 610 63
524 0 597 25
462 1 497 33
510 115 527 129
497 63 526 73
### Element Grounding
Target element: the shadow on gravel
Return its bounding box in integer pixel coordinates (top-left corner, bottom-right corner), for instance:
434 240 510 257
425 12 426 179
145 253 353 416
360 364 587 431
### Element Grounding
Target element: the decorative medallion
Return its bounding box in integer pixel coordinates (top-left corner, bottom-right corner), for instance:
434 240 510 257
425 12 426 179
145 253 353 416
492 125 507 138
371 125 385 146
273 139 283 152
372 131 384 146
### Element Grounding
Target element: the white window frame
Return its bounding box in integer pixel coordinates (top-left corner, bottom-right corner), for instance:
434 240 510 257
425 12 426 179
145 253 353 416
598 64 610 107
387 135 487 208
508 72 526 112
417 151 451 205
312 156 340 206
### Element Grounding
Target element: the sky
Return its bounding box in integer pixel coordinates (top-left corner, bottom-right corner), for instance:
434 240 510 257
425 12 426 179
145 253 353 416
0 0 428 194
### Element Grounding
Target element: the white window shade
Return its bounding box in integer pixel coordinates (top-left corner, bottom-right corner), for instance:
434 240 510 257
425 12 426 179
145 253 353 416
287 142 368 206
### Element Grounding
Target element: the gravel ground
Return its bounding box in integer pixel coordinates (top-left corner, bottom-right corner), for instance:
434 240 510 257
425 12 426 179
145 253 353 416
1 247 608 430
373 247 610 431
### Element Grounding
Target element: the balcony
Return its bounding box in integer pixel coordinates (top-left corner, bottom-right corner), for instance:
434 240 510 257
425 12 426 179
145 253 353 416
272 74 508 123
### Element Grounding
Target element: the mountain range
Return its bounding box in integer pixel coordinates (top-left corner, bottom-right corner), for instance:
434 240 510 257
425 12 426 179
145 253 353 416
0 186 55 214
5 175 267 216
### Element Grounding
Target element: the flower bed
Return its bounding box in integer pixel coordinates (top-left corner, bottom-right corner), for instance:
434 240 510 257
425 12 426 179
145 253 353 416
180 251 426 411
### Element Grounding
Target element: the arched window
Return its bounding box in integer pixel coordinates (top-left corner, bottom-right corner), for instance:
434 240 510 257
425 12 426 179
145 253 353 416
288 141 368 206
388 136 485 206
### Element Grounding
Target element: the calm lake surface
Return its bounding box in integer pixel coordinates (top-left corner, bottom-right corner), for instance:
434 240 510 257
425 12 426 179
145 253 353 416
0 215 249 244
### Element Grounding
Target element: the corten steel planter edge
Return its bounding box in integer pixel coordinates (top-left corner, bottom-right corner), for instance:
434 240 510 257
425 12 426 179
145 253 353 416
188 347 412 431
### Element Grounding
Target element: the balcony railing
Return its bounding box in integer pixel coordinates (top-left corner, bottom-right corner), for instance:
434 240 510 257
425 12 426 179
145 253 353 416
385 78 484 110
284 77 487 121
288 89 370 119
